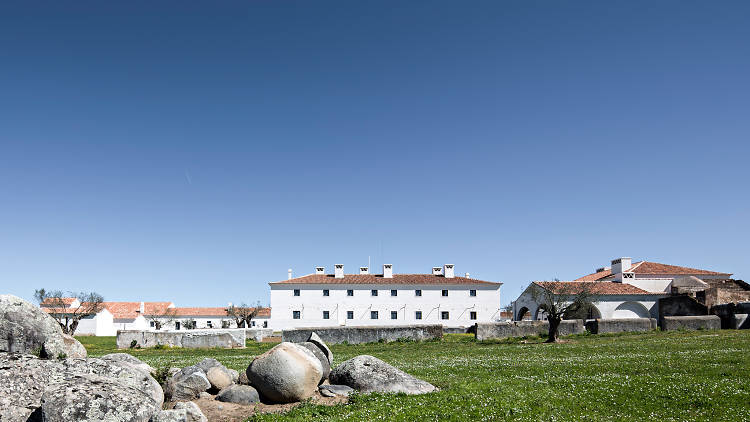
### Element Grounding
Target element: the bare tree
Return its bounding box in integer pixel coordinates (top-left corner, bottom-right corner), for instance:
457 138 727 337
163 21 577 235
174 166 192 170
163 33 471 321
530 281 596 343
145 307 178 330
35 289 104 335
227 302 262 328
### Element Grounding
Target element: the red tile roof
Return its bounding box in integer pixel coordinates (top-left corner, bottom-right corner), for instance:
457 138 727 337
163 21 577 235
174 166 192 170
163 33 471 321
171 307 271 317
40 297 77 307
269 273 501 286
575 261 730 281
533 281 663 295
103 302 174 319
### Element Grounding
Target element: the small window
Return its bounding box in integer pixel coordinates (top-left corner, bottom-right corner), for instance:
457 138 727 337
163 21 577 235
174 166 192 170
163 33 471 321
470 289 476 297
371 289 378 296
251 321 256 327
442 290 448 297
371 311 379 319
470 311 477 320
323 289 329 296
347 289 354 296
293 311 301 319
175 321 181 330
150 321 155 327
441 311 449 320
415 311 422 320
391 311 398 319
207 320 213 328
294 289 300 296
263 321 268 328
391 289 397 296
415 289 422 297
323 311 330 319
347 310 354 319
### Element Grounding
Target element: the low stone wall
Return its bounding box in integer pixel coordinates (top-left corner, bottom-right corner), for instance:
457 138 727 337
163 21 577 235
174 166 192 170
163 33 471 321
281 325 443 345
711 302 750 329
661 315 721 331
245 328 274 341
442 327 471 334
584 318 657 334
733 314 750 329
475 320 584 341
116 329 246 349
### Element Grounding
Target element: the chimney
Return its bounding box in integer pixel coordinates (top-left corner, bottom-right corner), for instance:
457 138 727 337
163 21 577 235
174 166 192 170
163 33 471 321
334 264 344 278
315 266 325 275
383 264 393 278
288 269 293 280
139 302 145 313
444 264 455 279
360 267 369 275
432 267 444 276
611 257 632 282
228 302 233 308
465 272 470 278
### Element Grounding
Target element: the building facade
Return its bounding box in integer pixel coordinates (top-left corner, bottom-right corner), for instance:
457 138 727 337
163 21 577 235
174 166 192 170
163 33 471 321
269 264 502 330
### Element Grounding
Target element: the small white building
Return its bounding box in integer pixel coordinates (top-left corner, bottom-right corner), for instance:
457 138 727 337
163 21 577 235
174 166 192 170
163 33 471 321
269 264 502 330
170 307 270 330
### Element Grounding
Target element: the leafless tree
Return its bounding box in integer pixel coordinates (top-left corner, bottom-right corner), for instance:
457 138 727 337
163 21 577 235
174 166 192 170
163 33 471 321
35 289 104 335
145 307 178 330
227 302 262 328
530 281 596 343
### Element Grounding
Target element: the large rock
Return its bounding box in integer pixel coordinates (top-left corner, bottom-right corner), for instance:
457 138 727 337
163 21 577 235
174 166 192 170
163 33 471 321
195 358 222 374
40 372 159 422
0 294 86 358
206 366 234 391
0 353 57 422
166 365 211 401
101 353 156 374
307 332 333 365
246 342 323 403
329 355 437 395
215 384 260 405
319 384 355 397
173 402 208 422
237 370 250 385
298 341 331 382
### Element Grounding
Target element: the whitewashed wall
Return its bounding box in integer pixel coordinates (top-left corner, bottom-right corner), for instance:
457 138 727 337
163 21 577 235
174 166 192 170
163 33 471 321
513 287 666 320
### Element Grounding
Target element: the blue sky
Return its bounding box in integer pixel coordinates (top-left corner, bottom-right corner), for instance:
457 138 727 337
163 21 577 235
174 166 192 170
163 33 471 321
1 1 748 306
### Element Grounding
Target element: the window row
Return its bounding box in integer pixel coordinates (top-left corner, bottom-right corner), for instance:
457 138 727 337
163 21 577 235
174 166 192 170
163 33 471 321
294 289 477 297
292 310 478 320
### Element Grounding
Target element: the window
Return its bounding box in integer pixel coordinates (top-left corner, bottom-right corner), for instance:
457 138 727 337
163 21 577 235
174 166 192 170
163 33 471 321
263 321 268 328
415 311 422 320
294 289 300 296
347 311 354 319
371 289 378 296
415 289 422 297
442 290 448 297
207 320 213 328
323 289 329 296
371 311 379 319
391 311 398 319
441 311 449 320
347 289 354 296
251 321 256 327
150 321 155 327
293 311 301 319
323 311 330 319
175 321 181 330
470 289 477 297
391 289 397 296
470 311 477 320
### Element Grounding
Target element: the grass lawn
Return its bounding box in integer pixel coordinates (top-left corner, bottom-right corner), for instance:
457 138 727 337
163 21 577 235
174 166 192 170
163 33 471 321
78 330 750 421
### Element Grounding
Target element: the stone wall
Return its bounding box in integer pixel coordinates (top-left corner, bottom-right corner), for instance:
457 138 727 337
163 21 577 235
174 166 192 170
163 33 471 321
475 320 584 341
245 328 274 341
661 315 721 331
711 302 750 329
116 329 245 349
281 325 443 345
584 318 657 334
658 296 708 327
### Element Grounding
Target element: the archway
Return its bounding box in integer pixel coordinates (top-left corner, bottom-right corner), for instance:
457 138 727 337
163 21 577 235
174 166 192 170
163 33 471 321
516 307 531 321
612 301 650 319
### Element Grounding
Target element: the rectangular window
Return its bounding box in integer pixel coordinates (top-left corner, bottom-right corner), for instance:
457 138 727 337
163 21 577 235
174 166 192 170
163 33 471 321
323 311 330 319
293 311 301 319
150 321 155 327
347 289 354 296
441 311 449 320
207 321 213 328
294 289 300 296
391 311 398 319
371 311 379 319
470 311 477 320
263 321 268 328
470 289 477 297
415 289 422 297
415 311 422 320
391 289 397 296
323 289 329 296
371 289 378 296
175 321 181 330
347 310 354 319
442 289 448 297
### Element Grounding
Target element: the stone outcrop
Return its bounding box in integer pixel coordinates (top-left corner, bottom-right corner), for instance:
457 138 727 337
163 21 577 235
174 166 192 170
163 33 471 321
247 342 323 403
298 341 331 382
101 352 156 375
329 355 436 395
215 384 260 404
166 365 211 401
307 332 333 365
206 366 234 391
173 402 208 422
0 353 55 422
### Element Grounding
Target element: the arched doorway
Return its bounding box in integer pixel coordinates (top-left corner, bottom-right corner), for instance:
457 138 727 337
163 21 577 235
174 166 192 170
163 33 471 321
612 301 650 319
516 307 531 321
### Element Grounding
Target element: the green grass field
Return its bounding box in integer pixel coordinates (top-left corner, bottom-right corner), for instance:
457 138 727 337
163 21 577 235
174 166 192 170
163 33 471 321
78 330 750 421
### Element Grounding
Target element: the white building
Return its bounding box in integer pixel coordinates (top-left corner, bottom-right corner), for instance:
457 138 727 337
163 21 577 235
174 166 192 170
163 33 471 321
269 264 502 330
513 257 734 321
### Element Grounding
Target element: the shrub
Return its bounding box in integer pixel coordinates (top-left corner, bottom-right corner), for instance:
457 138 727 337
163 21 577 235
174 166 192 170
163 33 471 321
129 339 138 349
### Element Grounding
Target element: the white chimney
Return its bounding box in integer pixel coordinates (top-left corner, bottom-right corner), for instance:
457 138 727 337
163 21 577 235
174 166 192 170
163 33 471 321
315 266 325 275
432 267 443 276
360 267 369 275
611 257 632 282
465 272 470 278
139 302 145 313
444 264 455 279
288 269 293 280
383 264 393 278
334 264 344 278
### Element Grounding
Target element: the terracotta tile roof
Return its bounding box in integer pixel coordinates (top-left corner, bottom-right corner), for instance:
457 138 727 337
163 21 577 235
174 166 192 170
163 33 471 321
575 269 613 281
171 307 270 317
269 273 501 286
575 260 730 281
533 281 663 295
40 297 77 307
103 302 174 319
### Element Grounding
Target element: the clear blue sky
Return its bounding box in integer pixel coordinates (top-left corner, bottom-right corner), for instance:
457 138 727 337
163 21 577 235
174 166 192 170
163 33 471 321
1 1 748 307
